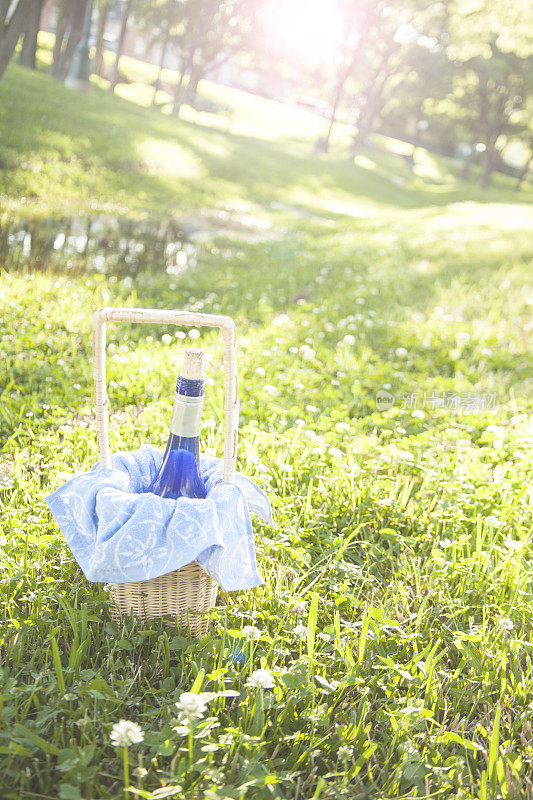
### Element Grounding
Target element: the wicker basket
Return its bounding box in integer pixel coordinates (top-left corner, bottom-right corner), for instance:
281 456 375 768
108 563 219 636
93 307 239 637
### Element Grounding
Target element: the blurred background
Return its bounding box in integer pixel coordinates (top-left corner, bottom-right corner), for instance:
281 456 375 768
1 0 532 276
2 0 533 183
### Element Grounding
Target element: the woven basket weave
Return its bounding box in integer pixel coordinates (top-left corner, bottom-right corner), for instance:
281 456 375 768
108 563 219 636
93 307 239 637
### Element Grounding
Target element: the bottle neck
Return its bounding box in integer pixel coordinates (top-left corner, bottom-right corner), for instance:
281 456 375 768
170 375 205 438
176 376 204 397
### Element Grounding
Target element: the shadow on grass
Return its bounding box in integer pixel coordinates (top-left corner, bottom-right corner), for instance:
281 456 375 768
1 63 531 221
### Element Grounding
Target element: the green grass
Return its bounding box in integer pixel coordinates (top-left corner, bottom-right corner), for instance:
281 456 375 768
1 51 533 800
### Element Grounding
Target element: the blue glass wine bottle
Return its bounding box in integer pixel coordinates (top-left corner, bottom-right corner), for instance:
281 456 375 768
148 347 207 500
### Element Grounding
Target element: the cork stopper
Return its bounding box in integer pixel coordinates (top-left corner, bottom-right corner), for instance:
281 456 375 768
181 348 204 380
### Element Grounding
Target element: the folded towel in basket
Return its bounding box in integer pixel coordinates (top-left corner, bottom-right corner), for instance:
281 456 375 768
45 445 274 592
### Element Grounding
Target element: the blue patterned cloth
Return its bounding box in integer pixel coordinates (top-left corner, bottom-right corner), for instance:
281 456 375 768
45 445 274 591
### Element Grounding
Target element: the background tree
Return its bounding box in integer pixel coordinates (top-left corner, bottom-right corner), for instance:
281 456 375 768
349 0 449 155
93 0 112 77
515 133 533 190
169 0 257 114
108 0 133 91
443 0 533 185
131 0 187 105
313 1 373 154
432 44 532 186
306 0 449 156
18 0 44 69
50 0 90 80
379 45 454 160
462 47 531 187
0 0 34 78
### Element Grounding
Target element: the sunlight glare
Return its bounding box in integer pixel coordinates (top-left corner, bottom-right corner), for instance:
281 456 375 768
273 0 344 64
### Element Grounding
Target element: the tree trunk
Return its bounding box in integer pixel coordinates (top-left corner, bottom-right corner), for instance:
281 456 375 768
0 1 12 27
406 109 425 171
172 45 197 114
151 29 169 106
320 45 360 154
460 145 476 181
51 0 89 81
172 65 187 114
109 0 131 91
515 151 533 191
92 0 108 77
479 136 498 189
50 0 69 76
351 44 399 155
321 76 346 154
479 92 507 189
18 0 43 69
352 87 387 155
0 0 33 79
353 102 384 153
57 0 88 81
183 61 203 105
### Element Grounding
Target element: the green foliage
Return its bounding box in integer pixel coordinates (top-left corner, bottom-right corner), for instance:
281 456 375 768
0 64 533 799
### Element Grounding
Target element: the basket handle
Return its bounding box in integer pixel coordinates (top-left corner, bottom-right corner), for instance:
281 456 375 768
92 307 238 483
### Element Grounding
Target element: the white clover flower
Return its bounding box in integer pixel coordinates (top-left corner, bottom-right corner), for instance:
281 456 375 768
110 720 144 747
486 515 502 528
161 333 172 345
395 347 409 359
255 366 266 376
133 766 148 779
411 410 424 419
290 599 307 617
396 449 415 462
247 669 275 689
188 328 200 340
293 624 309 639
505 538 523 552
203 418 217 429
338 745 352 760
306 404 319 413
175 692 208 719
343 334 356 346
440 538 453 549
300 345 316 360
242 625 262 640
316 632 331 641
264 384 279 396
498 617 514 631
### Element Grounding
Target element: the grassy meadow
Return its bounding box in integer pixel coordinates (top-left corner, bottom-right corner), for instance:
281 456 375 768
1 47 533 800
